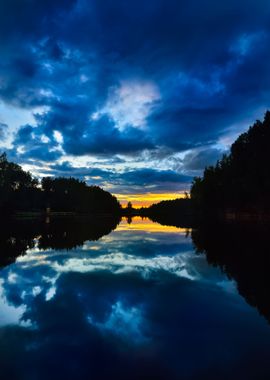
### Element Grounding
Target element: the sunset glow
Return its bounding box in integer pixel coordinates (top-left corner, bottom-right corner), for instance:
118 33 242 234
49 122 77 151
114 193 187 208
118 216 190 234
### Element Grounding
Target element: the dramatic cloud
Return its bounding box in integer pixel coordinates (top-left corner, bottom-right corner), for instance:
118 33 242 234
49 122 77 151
181 148 226 173
40 163 192 195
0 0 270 194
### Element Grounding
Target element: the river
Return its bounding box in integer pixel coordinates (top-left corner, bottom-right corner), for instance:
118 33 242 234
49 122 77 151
0 216 270 379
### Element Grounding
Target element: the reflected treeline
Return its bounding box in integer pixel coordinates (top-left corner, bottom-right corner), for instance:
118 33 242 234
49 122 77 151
192 222 270 323
0 216 120 268
148 214 194 229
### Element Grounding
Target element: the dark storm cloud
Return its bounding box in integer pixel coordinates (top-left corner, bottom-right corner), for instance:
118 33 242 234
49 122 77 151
41 162 192 193
0 0 76 42
181 148 226 172
11 124 62 162
47 161 114 180
63 116 155 156
118 169 191 187
113 169 192 193
47 164 192 186
1 0 270 188
59 0 270 71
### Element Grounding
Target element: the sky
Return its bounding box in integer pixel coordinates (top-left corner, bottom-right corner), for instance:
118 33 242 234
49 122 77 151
0 0 270 206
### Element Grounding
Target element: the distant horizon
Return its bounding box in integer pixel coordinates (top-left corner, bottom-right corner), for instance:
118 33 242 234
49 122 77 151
114 192 187 208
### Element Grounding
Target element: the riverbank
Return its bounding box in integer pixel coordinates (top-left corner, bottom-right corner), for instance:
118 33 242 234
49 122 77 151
13 211 122 220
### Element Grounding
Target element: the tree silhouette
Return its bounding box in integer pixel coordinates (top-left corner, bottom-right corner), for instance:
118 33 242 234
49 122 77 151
147 198 193 226
0 153 38 213
0 154 121 215
191 111 270 215
42 177 121 214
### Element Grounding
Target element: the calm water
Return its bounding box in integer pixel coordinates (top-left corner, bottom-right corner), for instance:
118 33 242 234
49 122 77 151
0 217 270 380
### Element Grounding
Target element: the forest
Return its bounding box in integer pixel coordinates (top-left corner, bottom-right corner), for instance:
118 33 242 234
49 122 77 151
147 111 270 222
0 153 121 215
191 111 270 216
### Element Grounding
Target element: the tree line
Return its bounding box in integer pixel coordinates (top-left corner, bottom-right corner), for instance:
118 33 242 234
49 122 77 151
145 111 270 223
0 153 121 215
0 216 121 268
191 111 270 216
2 110 270 218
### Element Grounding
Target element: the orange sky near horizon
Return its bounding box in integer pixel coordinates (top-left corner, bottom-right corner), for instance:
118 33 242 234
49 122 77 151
113 192 187 208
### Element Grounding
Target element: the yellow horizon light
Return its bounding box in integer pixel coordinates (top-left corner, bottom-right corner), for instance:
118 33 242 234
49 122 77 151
113 192 188 208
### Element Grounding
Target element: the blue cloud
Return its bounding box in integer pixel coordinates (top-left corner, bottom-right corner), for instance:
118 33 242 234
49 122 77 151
119 169 191 186
35 162 192 193
1 0 270 190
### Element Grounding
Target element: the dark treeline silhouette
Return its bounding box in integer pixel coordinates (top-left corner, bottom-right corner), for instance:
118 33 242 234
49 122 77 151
191 111 270 218
0 153 121 215
192 222 270 324
42 177 120 214
0 216 120 268
145 197 194 227
0 153 40 213
139 111 270 226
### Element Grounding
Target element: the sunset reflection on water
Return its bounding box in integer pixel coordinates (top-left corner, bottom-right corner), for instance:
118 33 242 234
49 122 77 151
118 216 190 234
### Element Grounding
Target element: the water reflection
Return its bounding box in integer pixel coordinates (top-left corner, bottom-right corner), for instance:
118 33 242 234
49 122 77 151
120 216 191 234
192 222 270 324
0 217 270 379
0 216 120 267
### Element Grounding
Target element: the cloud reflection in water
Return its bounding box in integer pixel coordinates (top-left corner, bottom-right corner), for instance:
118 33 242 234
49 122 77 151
0 218 270 380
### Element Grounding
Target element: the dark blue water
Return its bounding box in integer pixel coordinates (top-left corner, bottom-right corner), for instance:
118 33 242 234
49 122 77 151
0 217 270 380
